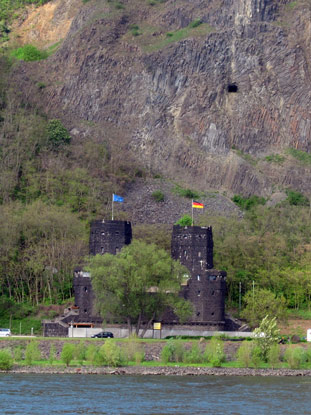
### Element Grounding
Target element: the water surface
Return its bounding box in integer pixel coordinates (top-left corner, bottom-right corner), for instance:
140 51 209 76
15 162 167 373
1 374 311 414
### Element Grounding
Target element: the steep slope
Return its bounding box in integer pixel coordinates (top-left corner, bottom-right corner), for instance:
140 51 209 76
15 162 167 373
13 0 311 197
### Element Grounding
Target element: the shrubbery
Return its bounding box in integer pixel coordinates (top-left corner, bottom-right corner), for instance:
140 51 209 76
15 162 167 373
25 341 41 365
0 349 13 370
61 343 75 367
11 45 48 61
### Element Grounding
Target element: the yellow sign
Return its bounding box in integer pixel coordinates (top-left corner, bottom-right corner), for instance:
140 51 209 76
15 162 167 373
153 322 161 330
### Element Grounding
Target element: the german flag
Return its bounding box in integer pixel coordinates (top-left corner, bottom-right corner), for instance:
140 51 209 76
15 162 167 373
192 200 204 209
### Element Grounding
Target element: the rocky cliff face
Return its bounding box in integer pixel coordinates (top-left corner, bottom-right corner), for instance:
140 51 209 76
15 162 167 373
14 0 311 197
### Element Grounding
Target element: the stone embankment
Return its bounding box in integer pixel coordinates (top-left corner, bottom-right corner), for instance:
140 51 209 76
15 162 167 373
4 366 311 377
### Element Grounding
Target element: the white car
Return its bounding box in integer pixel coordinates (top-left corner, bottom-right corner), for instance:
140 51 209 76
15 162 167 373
0 329 11 337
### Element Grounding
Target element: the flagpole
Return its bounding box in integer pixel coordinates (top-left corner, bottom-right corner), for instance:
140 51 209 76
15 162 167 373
112 194 114 220
192 199 194 226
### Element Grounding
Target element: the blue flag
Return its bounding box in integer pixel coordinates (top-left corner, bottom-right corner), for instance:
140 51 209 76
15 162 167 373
113 194 124 203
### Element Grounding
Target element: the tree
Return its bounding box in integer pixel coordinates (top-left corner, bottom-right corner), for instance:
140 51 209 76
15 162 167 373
87 240 192 337
253 315 280 361
241 288 287 328
175 215 192 226
47 119 71 149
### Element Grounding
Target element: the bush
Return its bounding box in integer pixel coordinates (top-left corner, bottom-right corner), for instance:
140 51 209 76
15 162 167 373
236 341 253 368
0 349 13 370
151 190 164 202
173 186 200 199
250 345 262 368
74 341 86 365
125 336 145 363
85 344 97 364
205 337 226 367
47 119 71 149
184 342 203 364
267 343 280 369
14 346 24 362
232 194 266 210
161 339 177 363
175 215 192 226
100 339 126 367
284 346 306 369
285 190 309 206
48 344 56 365
11 45 48 61
189 18 202 28
25 341 41 365
61 343 75 367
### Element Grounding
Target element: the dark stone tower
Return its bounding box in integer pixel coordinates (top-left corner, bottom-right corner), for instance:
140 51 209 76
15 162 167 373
171 225 226 326
74 220 132 320
89 220 132 255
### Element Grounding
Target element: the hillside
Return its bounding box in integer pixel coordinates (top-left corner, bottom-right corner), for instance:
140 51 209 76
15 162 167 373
1 0 311 317
9 0 311 197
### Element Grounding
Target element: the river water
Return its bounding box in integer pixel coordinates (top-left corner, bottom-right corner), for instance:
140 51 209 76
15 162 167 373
1 374 311 414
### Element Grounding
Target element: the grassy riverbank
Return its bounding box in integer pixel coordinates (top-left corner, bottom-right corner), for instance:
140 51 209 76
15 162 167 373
1 336 311 372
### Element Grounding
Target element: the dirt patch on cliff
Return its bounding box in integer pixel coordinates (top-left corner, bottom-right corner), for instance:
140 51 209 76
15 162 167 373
10 0 82 48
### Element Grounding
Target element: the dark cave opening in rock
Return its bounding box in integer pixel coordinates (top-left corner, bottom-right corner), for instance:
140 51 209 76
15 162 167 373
227 84 238 93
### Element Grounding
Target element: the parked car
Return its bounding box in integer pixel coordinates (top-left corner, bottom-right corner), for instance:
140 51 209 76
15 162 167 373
91 331 114 338
0 328 11 337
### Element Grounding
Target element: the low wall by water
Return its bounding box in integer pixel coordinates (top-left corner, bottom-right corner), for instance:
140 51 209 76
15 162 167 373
68 326 253 338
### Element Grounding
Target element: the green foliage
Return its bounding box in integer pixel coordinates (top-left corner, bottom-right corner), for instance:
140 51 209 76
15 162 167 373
267 343 280 368
0 349 13 370
100 339 126 367
188 18 202 28
285 189 309 206
11 45 48 61
125 335 145 363
61 343 75 367
204 337 226 367
47 119 71 149
265 154 285 164
115 1 124 9
87 240 191 336
250 345 262 368
161 339 185 363
287 147 311 165
241 289 287 328
14 346 24 362
175 215 192 226
25 341 41 365
184 342 203 364
147 21 213 52
236 341 253 368
232 194 266 210
172 185 201 199
253 316 280 361
48 344 56 365
284 345 306 369
129 24 141 36
74 341 86 365
151 190 164 202
85 344 97 364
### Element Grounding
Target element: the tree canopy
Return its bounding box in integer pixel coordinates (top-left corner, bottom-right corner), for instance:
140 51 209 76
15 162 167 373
87 240 192 337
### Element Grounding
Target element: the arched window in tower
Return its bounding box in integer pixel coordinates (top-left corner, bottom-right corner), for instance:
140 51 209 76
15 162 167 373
84 287 88 292
101 247 104 254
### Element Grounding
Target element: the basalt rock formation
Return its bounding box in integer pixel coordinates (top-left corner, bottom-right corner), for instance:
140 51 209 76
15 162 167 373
14 0 311 197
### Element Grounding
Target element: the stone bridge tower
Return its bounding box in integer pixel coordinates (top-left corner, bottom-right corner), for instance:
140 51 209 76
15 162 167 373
171 225 226 327
74 220 132 320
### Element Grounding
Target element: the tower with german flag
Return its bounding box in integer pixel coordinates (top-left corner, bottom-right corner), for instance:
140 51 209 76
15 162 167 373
171 224 226 329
